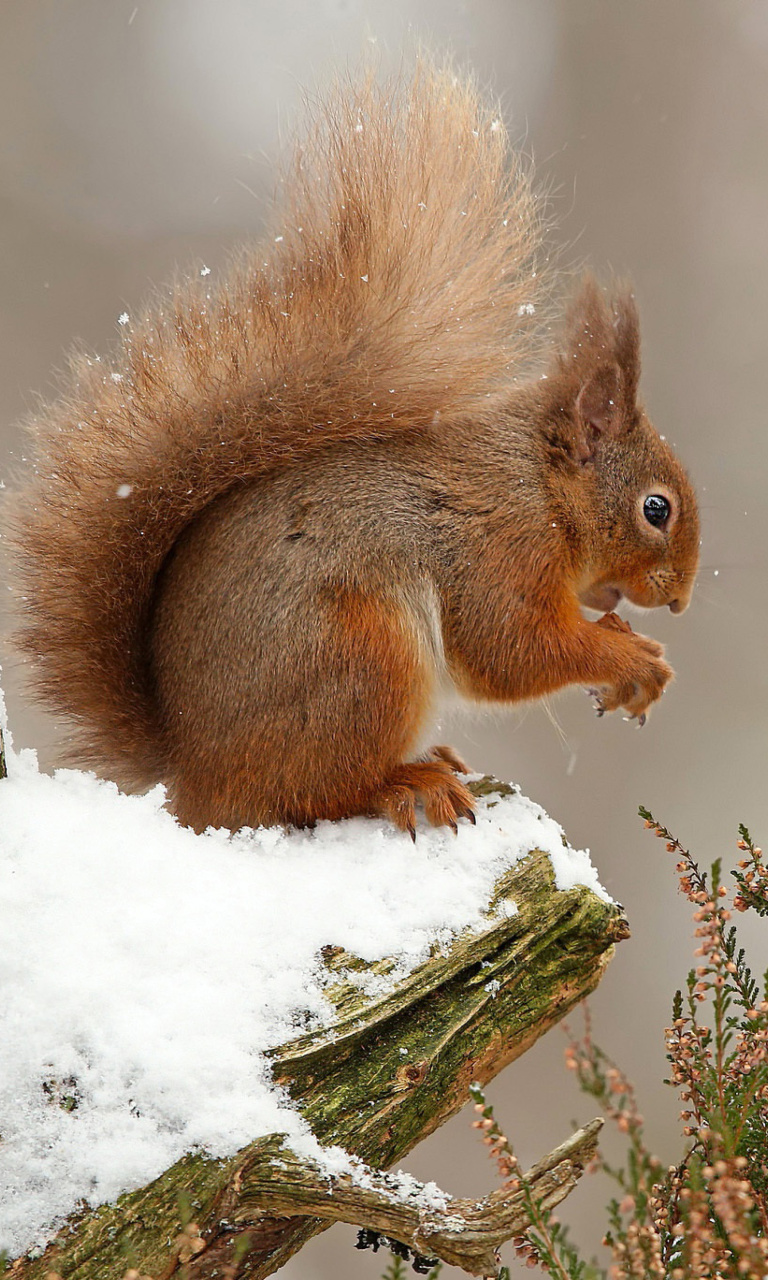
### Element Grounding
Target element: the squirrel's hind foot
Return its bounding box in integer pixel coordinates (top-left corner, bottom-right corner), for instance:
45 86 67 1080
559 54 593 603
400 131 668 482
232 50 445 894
374 761 476 840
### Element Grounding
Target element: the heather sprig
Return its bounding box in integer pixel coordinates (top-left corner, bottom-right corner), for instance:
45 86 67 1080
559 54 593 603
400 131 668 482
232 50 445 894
469 1082 601 1279
563 1006 665 1278
732 824 768 917
456 819 768 1279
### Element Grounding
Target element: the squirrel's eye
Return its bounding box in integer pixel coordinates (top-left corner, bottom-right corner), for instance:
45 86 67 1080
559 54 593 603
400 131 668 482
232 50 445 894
643 493 671 529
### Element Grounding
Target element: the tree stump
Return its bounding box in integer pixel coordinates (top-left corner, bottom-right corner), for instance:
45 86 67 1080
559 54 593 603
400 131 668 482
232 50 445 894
5 775 629 1280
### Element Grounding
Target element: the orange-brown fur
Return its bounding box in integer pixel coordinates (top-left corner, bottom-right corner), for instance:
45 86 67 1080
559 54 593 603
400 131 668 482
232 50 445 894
5 63 699 835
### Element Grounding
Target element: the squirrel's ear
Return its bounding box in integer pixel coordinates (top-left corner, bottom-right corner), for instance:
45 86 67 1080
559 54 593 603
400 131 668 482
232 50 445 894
574 364 623 455
550 276 640 462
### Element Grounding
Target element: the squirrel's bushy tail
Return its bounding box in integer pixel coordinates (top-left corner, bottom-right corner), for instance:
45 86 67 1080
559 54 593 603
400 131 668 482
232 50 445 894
7 60 549 782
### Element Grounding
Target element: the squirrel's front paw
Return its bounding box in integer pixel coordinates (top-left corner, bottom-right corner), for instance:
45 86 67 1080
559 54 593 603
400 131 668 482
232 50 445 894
590 617 673 725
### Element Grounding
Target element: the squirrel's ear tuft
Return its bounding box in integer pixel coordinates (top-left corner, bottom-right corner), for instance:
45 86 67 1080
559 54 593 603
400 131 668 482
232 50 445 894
611 287 641 410
558 277 641 412
560 275 614 367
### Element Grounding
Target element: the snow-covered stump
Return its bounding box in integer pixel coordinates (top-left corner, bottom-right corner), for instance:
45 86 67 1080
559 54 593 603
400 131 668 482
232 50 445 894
1 742 629 1280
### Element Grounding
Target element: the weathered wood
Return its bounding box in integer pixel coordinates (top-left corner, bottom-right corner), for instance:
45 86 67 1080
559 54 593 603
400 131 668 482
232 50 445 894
8 779 629 1280
202 1117 604 1276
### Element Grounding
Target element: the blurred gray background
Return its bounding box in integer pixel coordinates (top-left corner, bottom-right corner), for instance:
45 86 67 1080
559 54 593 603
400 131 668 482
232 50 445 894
1 1 766 1275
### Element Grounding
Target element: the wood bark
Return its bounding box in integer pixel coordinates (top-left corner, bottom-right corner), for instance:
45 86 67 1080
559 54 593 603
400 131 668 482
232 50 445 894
5 777 629 1280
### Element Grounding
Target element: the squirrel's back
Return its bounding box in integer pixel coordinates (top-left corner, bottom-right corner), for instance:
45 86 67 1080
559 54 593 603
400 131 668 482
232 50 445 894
6 63 549 787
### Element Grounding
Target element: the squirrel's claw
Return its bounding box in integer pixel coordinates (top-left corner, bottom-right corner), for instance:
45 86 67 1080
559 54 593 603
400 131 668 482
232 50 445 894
585 687 606 717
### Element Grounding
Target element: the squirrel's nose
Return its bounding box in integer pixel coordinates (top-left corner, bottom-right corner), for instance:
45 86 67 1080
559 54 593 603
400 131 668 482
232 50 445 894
668 596 687 615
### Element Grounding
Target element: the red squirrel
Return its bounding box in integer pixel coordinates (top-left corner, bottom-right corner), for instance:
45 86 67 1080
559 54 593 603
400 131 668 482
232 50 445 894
6 64 699 837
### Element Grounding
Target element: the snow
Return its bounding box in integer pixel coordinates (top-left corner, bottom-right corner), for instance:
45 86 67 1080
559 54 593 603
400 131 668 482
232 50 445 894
0 688 609 1258
548 838 611 899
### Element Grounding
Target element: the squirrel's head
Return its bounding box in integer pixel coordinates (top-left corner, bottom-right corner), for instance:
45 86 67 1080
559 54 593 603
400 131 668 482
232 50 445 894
545 276 700 616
